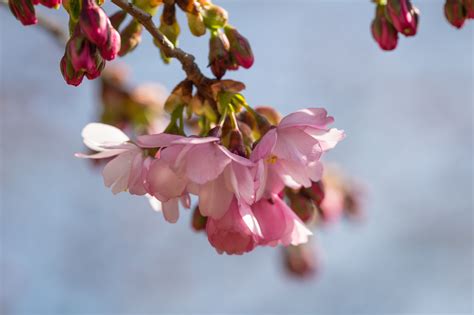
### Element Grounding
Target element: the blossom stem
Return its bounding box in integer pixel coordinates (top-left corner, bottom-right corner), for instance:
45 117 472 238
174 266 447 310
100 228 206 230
217 106 228 127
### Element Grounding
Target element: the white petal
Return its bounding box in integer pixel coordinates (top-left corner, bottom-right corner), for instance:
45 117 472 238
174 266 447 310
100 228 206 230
82 123 130 151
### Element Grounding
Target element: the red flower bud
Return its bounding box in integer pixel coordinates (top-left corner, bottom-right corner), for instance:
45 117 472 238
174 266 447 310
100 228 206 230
60 55 85 86
464 0 474 18
445 0 467 28
38 0 61 9
8 0 37 26
67 33 97 73
79 0 109 46
386 0 419 36
224 26 254 69
371 4 399 51
100 26 121 61
85 54 105 80
208 31 230 79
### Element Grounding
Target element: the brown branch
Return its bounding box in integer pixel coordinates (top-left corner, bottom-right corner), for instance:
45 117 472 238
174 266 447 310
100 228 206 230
111 0 214 100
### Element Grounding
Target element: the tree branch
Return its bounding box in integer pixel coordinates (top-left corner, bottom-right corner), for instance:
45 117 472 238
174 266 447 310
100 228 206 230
111 0 215 99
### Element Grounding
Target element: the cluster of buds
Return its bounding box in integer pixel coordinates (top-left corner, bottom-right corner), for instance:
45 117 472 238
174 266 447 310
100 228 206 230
371 0 419 51
76 79 345 255
60 0 120 85
8 0 61 25
444 0 474 28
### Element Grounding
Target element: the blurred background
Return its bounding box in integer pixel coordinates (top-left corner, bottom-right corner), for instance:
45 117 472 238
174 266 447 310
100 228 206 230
1 0 473 313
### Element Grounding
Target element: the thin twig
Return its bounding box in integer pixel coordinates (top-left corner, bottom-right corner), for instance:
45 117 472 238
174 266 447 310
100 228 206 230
111 0 214 100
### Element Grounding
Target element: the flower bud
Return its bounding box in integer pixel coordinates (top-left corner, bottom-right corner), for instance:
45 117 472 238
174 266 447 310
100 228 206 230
309 181 325 208
283 243 318 278
202 4 228 30
464 0 474 18
60 55 85 86
8 0 37 25
255 106 282 125
119 20 143 57
208 31 230 79
224 26 254 69
79 0 109 46
189 93 204 115
66 33 97 73
228 129 246 157
371 4 398 51
186 12 206 37
445 0 467 28
385 0 419 36
38 0 61 9
100 26 121 61
191 206 207 231
85 53 105 80
157 5 180 63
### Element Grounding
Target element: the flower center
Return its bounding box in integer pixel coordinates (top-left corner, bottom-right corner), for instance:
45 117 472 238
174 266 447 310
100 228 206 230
266 154 278 164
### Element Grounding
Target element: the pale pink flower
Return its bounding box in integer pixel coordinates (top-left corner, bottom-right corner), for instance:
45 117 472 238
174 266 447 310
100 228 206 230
206 198 262 255
76 123 147 195
139 134 255 220
251 108 345 199
252 194 312 247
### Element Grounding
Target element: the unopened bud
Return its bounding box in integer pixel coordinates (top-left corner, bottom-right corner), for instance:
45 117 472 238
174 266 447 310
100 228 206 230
60 54 85 86
208 31 230 79
66 33 97 73
79 0 109 46
85 53 105 80
207 125 222 138
224 26 254 69
186 12 206 37
283 243 318 278
100 26 121 61
445 0 467 28
202 4 228 30
255 106 282 125
119 20 143 57
385 0 419 36
371 4 398 51
8 0 37 25
228 129 246 157
309 181 325 208
157 7 180 63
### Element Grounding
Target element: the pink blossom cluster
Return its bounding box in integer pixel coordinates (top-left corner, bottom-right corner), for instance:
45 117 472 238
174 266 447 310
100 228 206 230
61 0 121 86
77 108 345 255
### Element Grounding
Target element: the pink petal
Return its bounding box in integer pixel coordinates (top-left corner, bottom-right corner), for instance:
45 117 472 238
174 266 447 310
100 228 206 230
250 128 277 162
82 123 130 151
137 133 185 148
279 108 334 129
162 198 180 223
198 174 233 219
304 128 345 151
102 150 136 194
273 128 322 164
217 145 255 166
128 153 146 195
224 162 255 205
252 198 288 244
183 143 231 184
74 149 127 159
147 158 187 201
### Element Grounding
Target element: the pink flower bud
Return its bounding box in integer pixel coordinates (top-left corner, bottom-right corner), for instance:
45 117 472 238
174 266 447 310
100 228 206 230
60 55 85 86
464 0 474 18
85 53 105 80
8 0 37 26
445 0 467 28
38 0 61 9
208 31 230 79
66 33 97 73
79 0 109 46
283 243 318 278
386 0 419 36
224 26 254 69
100 27 121 61
371 4 399 51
